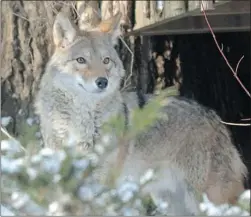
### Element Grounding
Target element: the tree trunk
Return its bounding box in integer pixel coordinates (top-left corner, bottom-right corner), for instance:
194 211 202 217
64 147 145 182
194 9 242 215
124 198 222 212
1 1 75 135
138 36 153 93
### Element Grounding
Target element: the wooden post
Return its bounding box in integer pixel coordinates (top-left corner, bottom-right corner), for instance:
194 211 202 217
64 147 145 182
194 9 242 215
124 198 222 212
126 1 134 30
139 36 152 93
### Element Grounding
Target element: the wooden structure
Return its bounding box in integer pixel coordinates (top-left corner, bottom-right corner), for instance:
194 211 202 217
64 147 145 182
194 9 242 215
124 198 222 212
130 0 250 35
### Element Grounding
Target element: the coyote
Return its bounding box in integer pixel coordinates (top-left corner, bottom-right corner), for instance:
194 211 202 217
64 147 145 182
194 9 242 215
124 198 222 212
34 12 247 215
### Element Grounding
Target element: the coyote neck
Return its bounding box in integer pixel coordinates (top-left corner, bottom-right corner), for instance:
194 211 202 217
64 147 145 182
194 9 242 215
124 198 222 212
84 91 124 146
92 91 124 125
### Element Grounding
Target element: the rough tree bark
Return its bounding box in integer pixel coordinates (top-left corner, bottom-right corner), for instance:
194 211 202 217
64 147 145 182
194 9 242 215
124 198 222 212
1 1 76 135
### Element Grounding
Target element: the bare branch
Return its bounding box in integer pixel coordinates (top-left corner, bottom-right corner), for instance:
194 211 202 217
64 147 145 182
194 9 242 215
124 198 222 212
201 2 251 98
220 121 251 127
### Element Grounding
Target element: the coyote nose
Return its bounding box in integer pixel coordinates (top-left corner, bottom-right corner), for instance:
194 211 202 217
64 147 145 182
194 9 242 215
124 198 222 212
95 77 108 89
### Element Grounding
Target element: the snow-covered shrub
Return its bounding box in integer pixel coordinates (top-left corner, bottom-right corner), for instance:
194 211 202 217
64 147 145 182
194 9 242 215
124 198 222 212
1 87 250 216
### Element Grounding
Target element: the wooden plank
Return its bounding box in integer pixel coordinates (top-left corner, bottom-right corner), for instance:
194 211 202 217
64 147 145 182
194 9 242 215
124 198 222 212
134 1 148 30
129 1 249 35
188 0 214 11
188 0 201 11
134 0 187 30
200 0 215 11
136 13 250 36
163 1 186 18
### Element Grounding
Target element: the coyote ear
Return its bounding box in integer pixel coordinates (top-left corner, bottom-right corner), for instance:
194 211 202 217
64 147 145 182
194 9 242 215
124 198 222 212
98 12 122 46
53 12 77 48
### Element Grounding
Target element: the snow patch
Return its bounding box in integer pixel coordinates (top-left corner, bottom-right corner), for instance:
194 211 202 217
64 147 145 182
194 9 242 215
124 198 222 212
26 118 34 126
1 204 15 216
140 169 154 185
1 116 13 127
1 139 23 153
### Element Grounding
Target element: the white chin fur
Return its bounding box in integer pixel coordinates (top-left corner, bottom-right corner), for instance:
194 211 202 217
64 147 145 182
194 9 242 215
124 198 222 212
76 75 106 94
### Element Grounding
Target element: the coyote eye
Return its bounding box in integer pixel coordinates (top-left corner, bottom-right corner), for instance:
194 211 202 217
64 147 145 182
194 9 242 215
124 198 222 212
103 57 110 64
76 57 86 64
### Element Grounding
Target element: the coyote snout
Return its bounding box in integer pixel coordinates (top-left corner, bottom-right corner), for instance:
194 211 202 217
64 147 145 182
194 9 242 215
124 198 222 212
76 73 109 93
74 56 112 93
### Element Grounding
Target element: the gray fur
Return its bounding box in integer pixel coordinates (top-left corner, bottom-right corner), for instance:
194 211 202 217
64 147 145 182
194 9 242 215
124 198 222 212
34 12 247 215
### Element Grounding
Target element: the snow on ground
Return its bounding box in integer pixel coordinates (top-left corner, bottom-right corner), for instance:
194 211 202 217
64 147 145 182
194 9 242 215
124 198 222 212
1 116 13 127
1 205 15 216
200 191 250 216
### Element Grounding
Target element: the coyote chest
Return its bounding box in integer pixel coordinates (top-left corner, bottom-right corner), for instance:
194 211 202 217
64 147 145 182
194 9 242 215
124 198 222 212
64 95 123 149
68 109 96 148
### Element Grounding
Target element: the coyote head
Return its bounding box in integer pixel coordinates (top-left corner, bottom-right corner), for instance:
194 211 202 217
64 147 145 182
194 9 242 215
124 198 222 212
50 11 125 95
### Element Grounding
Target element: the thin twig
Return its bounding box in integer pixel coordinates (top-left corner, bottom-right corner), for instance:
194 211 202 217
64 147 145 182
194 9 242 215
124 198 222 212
71 2 80 19
201 2 251 98
1 126 14 139
220 43 224 51
1 126 26 152
47 2 59 15
12 12 29 22
241 118 251 121
235 55 244 76
201 2 251 126
120 35 134 91
220 121 251 126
